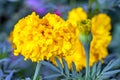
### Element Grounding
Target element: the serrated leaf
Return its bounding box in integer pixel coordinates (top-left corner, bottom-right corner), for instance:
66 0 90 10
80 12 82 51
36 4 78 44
77 71 82 77
97 61 102 76
0 69 3 77
110 79 117 80
61 79 66 80
55 57 63 74
41 61 60 73
9 57 23 68
101 70 120 79
5 70 16 80
102 60 114 73
76 72 84 80
102 59 120 73
0 58 9 63
25 77 31 80
91 63 97 79
71 62 77 77
43 73 62 79
96 59 120 80
62 58 69 77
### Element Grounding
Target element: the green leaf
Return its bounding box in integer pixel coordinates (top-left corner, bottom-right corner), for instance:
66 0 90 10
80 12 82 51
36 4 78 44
5 70 16 80
97 61 102 76
0 53 8 59
95 59 120 80
40 61 60 73
101 70 120 79
55 57 63 74
62 58 69 77
0 69 3 77
61 79 66 80
102 59 120 73
71 62 77 77
91 63 97 80
43 73 62 79
25 78 31 80
110 79 117 80
77 72 84 80
102 60 114 72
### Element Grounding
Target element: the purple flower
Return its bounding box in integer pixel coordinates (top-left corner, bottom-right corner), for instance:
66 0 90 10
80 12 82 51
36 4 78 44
24 0 47 15
53 9 62 16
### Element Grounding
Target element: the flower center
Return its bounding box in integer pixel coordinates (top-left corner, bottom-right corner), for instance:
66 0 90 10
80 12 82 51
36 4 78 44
78 19 91 35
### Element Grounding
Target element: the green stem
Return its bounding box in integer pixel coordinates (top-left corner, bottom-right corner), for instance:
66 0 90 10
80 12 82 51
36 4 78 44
88 0 93 18
85 44 90 80
85 35 91 80
88 0 93 11
33 61 41 80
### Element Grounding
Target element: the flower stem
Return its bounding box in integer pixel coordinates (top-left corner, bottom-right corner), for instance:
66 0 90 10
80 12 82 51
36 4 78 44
84 35 91 80
85 44 90 80
33 61 41 80
79 34 91 80
88 0 93 12
88 0 94 18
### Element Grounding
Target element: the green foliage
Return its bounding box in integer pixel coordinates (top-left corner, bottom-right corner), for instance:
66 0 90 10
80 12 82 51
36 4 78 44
91 59 120 80
41 58 81 80
0 56 34 80
40 58 120 80
0 53 8 59
0 58 18 80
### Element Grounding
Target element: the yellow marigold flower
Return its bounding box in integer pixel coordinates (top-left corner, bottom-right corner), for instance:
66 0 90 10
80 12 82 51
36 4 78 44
9 12 80 62
65 7 112 70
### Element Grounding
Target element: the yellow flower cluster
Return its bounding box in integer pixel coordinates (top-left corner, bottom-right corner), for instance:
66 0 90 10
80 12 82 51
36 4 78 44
9 12 81 62
9 8 112 71
66 7 112 70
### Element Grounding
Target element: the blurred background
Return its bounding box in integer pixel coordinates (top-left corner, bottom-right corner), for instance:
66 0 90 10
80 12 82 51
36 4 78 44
0 0 120 79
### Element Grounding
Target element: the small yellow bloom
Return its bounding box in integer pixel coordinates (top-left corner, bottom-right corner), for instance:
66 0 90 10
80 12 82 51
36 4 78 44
65 7 112 70
90 13 112 63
